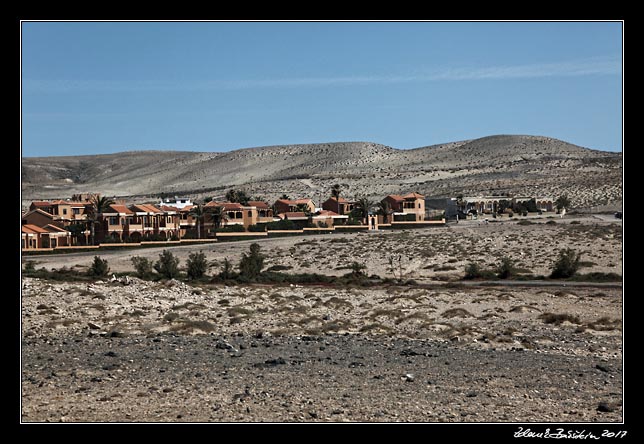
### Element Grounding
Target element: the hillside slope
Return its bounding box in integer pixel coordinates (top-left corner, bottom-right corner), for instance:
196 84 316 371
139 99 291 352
22 135 622 209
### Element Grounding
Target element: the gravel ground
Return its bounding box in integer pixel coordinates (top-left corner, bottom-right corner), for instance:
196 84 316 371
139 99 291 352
21 333 622 423
21 276 622 423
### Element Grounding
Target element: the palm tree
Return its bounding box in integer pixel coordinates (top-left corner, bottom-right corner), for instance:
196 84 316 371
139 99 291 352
377 200 393 224
189 205 206 239
331 184 342 214
280 193 290 200
209 205 227 230
86 195 115 245
353 196 374 225
226 189 250 205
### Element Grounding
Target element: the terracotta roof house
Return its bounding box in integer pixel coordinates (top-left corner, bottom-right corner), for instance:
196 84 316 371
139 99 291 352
22 208 56 228
322 197 355 216
21 224 49 249
41 224 72 247
381 192 425 222
27 200 89 227
273 198 315 215
126 203 180 241
204 200 276 232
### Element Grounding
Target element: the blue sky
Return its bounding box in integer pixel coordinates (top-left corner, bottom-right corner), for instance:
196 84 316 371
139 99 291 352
21 21 623 157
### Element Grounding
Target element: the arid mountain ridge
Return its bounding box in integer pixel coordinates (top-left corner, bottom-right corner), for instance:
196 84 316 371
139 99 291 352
22 135 622 209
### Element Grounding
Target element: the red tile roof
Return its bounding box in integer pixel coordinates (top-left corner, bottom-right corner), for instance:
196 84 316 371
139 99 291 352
108 204 134 214
278 212 308 219
43 224 69 233
248 201 270 209
131 203 163 213
22 224 49 234
385 194 404 201
23 208 55 218
276 198 313 206
206 201 244 210
403 192 425 199
31 201 53 207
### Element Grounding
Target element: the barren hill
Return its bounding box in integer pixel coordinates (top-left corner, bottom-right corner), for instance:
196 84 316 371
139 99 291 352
21 135 622 209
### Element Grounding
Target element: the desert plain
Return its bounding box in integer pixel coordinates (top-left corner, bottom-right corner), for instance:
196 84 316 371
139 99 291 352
21 215 623 422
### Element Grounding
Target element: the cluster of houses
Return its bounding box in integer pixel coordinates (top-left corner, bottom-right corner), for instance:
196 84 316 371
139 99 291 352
21 191 555 250
21 192 427 250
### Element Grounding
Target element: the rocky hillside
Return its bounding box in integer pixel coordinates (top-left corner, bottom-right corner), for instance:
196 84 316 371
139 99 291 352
22 135 622 209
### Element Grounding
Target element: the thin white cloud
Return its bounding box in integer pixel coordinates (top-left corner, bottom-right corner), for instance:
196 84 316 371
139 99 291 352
23 56 620 93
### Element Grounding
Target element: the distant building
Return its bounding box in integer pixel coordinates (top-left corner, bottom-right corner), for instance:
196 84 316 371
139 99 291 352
159 196 193 209
381 192 425 222
273 198 316 215
460 196 554 214
322 197 355 215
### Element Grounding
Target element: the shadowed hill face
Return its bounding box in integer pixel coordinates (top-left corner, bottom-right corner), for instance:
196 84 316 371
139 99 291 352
21 135 622 209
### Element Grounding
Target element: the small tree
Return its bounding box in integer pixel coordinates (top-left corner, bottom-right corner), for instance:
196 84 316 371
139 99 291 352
349 261 367 277
555 194 571 211
23 260 36 273
226 189 250 205
154 250 180 279
187 251 208 279
131 256 153 278
239 243 264 280
388 255 404 281
496 257 516 279
550 248 582 279
219 258 235 280
464 262 483 279
89 256 110 277
189 205 206 239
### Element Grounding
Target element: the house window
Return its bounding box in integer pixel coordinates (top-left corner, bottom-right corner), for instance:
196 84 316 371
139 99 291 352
22 239 25 248
248 211 252 217
418 203 421 208
73 208 80 215
62 208 67 215
109 216 118 225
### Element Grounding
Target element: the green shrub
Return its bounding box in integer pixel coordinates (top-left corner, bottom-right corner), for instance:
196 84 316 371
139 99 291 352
248 224 267 232
550 248 582 279
23 260 36 273
186 251 208 279
154 250 180 279
350 262 367 277
266 219 296 230
496 257 517 279
89 256 110 277
182 230 197 239
317 221 328 228
464 262 487 279
131 256 153 278
239 243 264 280
216 224 246 233
218 258 236 280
